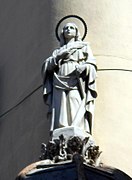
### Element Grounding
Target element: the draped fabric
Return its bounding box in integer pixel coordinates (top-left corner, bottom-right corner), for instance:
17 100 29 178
42 41 97 134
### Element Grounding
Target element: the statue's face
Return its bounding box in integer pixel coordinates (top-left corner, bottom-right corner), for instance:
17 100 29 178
63 23 77 40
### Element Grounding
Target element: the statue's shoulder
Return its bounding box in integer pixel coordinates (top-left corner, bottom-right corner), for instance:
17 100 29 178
79 41 89 52
82 41 90 46
52 47 60 56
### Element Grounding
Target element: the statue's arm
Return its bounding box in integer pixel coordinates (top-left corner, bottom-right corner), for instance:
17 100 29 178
86 44 96 63
41 49 59 76
76 44 96 76
42 47 71 74
85 44 97 72
46 49 59 71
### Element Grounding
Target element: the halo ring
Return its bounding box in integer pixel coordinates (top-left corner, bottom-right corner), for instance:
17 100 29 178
55 15 87 41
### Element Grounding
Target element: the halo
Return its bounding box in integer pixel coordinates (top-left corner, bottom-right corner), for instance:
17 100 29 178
55 15 87 41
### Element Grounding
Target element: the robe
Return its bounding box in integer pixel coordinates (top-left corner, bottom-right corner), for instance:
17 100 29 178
42 41 97 134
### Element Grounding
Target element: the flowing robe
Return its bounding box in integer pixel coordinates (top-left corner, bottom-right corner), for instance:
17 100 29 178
42 41 97 134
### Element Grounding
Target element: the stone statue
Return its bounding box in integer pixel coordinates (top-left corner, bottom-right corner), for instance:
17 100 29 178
42 22 97 134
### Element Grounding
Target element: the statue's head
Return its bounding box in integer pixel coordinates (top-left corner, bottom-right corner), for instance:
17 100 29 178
60 23 81 46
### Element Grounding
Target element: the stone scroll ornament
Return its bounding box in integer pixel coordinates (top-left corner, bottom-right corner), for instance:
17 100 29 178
41 15 101 166
40 134 102 167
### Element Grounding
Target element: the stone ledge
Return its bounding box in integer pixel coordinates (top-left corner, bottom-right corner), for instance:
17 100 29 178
52 126 95 144
16 160 131 180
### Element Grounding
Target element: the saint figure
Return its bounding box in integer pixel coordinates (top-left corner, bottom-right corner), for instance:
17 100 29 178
42 22 97 134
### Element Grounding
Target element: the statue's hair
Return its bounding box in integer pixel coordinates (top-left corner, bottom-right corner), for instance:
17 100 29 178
60 23 81 46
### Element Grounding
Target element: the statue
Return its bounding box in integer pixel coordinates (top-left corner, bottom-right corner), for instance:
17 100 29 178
16 16 131 180
42 17 97 134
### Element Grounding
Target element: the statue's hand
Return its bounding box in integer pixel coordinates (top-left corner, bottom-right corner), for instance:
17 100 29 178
70 42 87 50
56 50 70 61
76 64 88 75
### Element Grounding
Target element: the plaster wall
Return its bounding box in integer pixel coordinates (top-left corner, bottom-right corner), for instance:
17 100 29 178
0 0 132 179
